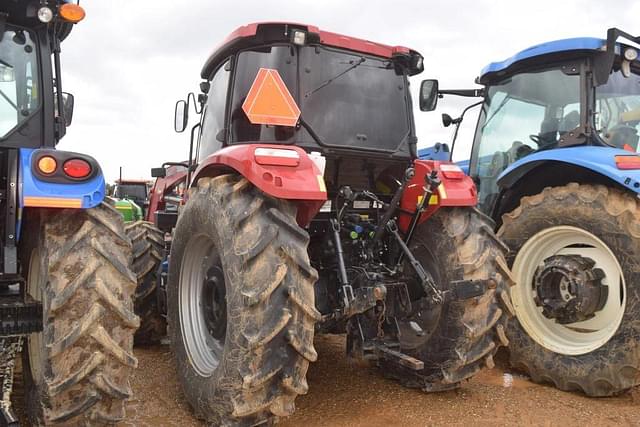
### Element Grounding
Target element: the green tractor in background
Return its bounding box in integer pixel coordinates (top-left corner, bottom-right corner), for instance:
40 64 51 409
113 197 143 222
110 178 166 345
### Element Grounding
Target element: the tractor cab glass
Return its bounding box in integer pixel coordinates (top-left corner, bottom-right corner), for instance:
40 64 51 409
224 45 410 153
595 68 640 151
470 67 581 212
115 183 148 201
0 28 39 139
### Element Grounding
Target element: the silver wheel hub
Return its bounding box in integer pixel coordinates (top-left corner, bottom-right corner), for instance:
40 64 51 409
179 235 226 377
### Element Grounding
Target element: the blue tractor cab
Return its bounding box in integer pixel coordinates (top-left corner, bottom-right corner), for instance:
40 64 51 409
419 28 640 397
0 2 136 425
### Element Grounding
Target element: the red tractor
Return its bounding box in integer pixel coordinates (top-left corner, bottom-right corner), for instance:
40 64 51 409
167 22 514 425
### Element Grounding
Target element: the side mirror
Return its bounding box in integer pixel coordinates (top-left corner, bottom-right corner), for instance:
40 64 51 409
442 113 454 127
62 93 74 126
419 79 439 112
151 167 167 178
174 100 188 133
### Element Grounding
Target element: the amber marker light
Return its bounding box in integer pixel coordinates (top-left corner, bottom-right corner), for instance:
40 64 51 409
37 156 57 175
59 4 86 23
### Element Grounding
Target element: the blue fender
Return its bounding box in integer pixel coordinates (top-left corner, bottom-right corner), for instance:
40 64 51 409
457 159 470 175
19 148 105 209
496 146 640 194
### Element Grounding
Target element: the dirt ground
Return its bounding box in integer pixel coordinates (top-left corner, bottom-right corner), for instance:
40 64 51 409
13 334 640 426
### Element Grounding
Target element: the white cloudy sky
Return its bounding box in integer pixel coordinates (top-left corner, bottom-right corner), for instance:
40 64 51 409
57 0 639 182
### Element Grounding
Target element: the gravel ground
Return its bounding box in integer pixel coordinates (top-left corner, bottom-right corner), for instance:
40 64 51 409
13 334 640 426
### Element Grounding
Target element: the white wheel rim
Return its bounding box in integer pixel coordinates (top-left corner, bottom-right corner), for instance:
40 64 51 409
26 247 44 383
511 226 625 355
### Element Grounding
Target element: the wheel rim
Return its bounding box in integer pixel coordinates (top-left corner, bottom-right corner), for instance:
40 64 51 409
511 226 625 355
26 247 44 384
179 234 226 377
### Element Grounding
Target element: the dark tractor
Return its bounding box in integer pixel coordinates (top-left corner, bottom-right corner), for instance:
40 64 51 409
422 29 640 396
0 1 137 425
166 22 514 425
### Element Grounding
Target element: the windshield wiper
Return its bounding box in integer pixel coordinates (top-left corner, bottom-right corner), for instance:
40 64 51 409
0 89 17 111
482 94 512 130
304 56 366 98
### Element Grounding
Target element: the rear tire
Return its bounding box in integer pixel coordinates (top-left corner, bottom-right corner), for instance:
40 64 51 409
499 183 640 396
168 174 319 426
22 202 138 425
126 220 166 345
381 207 514 391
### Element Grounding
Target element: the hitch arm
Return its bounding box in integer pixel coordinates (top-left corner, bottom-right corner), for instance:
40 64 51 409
399 170 441 263
386 220 443 304
330 219 355 308
373 167 414 244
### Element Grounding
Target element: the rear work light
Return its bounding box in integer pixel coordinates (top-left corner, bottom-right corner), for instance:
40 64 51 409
254 148 300 167
63 159 92 178
439 164 465 180
615 155 640 170
37 156 57 175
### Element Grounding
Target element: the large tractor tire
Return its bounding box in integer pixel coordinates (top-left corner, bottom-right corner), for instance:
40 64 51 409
499 183 640 396
381 207 514 391
126 220 166 345
168 174 319 426
21 202 139 425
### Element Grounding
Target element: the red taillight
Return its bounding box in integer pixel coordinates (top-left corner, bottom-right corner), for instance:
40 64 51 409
615 155 640 170
439 164 465 180
63 159 92 178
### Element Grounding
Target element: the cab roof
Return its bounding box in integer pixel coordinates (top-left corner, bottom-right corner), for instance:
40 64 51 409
201 22 422 78
477 35 640 85
479 37 607 82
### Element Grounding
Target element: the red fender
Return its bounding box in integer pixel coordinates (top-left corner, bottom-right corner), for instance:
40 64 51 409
398 160 478 231
191 144 327 226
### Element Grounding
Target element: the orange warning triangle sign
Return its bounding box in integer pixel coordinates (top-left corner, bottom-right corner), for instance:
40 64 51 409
242 68 301 127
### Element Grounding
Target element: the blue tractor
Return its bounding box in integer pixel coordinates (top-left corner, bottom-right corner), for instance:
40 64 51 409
419 28 640 396
0 2 137 425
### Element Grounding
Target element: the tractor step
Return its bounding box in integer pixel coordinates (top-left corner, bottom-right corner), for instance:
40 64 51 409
0 293 42 337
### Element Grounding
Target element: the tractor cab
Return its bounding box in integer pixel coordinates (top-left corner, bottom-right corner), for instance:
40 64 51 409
421 29 640 215
175 23 425 188
0 1 79 148
471 30 640 213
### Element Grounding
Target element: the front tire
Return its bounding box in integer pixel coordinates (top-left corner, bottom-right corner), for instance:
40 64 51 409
381 207 514 391
22 202 138 425
499 183 640 396
168 175 319 426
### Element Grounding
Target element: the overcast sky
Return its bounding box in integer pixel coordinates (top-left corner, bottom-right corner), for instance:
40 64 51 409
57 0 639 182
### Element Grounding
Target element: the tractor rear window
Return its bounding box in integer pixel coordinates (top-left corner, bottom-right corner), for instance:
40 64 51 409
229 45 410 152
115 184 147 201
0 28 39 139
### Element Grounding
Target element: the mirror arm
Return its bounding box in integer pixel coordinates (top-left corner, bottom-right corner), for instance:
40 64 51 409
448 100 483 161
439 89 484 98
187 123 201 187
162 161 190 169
